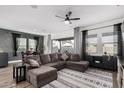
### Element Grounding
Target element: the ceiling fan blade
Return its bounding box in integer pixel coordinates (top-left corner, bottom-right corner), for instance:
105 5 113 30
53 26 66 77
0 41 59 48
55 15 65 19
68 11 72 17
69 18 80 20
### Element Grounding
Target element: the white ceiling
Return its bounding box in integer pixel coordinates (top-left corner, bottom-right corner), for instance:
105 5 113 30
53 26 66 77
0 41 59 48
0 5 124 36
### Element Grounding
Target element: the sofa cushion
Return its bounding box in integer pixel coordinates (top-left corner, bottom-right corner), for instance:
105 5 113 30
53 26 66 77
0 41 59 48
66 61 89 72
27 59 40 68
45 61 66 67
49 53 58 62
70 54 80 61
28 66 57 87
61 53 69 61
40 54 51 64
28 66 57 80
57 53 62 61
67 61 89 66
23 54 41 65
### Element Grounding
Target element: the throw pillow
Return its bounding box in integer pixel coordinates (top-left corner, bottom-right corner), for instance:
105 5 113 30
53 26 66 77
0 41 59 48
23 55 41 65
61 53 68 61
27 59 40 68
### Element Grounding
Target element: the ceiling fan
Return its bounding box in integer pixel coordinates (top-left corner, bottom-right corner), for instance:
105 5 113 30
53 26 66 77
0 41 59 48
55 11 80 24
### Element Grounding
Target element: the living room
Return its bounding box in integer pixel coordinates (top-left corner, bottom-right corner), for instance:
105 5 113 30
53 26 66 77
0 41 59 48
0 0 124 92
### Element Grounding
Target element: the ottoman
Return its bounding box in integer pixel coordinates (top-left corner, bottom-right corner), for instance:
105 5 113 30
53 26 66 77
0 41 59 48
66 61 89 72
27 66 57 87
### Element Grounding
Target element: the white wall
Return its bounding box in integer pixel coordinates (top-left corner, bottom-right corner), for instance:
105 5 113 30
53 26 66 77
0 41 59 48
51 30 74 39
80 18 123 32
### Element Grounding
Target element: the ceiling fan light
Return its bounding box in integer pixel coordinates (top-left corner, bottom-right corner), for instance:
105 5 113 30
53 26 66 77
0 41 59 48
64 20 70 24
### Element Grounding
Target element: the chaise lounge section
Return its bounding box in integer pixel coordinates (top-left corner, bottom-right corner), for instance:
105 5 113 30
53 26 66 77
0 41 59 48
22 53 89 87
27 66 57 88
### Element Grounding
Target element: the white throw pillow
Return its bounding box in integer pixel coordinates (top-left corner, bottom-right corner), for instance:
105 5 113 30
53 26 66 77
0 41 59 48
28 59 40 68
61 53 68 61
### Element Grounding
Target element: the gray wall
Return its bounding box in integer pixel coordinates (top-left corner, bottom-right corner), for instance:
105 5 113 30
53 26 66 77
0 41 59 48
0 29 44 61
0 30 22 61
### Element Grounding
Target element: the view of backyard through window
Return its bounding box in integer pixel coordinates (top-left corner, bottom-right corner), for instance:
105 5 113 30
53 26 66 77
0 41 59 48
52 39 74 53
17 38 37 52
102 34 117 55
17 38 26 52
52 40 60 53
87 36 97 54
61 40 74 53
29 39 37 51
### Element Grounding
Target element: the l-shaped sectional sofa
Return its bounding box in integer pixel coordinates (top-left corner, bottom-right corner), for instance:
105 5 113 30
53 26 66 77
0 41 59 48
22 53 89 87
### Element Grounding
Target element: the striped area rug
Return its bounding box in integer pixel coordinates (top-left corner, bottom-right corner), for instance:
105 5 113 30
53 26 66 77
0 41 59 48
42 68 113 88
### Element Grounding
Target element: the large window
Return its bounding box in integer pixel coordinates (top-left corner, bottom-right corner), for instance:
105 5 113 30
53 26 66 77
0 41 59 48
52 40 60 53
61 39 74 53
17 38 37 52
52 38 74 53
86 34 97 55
17 38 26 52
29 39 37 51
86 26 116 56
102 33 117 55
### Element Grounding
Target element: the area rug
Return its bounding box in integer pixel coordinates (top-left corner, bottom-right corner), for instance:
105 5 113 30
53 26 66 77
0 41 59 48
42 68 113 88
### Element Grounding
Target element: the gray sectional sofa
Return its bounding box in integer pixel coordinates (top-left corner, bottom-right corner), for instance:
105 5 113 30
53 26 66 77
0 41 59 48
22 53 89 87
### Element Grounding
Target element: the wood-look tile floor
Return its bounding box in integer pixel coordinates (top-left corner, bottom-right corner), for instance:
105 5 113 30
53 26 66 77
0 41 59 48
0 63 118 88
0 64 33 88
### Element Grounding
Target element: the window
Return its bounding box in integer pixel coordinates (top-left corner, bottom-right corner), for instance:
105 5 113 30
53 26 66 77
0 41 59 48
17 38 38 52
17 38 26 52
102 33 117 55
86 35 97 54
52 40 60 53
61 39 74 53
86 26 116 56
52 38 74 53
29 39 37 51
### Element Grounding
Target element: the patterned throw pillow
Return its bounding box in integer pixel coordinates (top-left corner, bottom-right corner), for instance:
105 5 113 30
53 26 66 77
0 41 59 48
27 59 40 68
61 53 69 61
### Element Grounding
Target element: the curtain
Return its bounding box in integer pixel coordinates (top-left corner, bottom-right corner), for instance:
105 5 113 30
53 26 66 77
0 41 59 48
34 36 44 53
114 23 123 59
39 36 44 53
74 27 81 54
34 36 39 52
82 30 88 60
47 34 52 53
12 33 21 56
